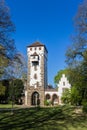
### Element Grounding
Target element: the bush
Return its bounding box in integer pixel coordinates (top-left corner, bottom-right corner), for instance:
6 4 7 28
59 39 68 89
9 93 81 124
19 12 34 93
44 100 51 106
44 100 49 106
82 102 87 113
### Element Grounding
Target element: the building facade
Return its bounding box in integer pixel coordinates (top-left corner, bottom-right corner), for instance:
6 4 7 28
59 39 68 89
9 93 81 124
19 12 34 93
45 74 71 105
25 42 71 106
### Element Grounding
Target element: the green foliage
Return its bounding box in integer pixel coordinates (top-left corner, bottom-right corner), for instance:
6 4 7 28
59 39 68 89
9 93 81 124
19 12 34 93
61 88 71 104
54 69 69 84
44 100 52 106
9 79 24 104
0 82 5 96
82 102 87 113
65 0 87 105
0 106 87 130
71 86 82 105
44 100 49 106
0 80 9 103
0 46 9 77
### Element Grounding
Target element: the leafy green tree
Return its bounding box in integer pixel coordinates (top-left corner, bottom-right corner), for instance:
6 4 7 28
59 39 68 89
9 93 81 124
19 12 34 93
71 86 82 105
0 82 5 96
0 80 9 103
65 0 87 105
54 69 69 84
9 79 24 104
61 88 71 104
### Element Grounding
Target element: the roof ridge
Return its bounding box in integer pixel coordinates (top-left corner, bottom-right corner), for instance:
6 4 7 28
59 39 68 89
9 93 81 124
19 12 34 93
28 41 44 47
27 41 48 53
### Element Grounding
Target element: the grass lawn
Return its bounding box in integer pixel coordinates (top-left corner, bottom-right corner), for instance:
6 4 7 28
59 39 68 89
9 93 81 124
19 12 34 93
0 104 20 109
0 105 87 130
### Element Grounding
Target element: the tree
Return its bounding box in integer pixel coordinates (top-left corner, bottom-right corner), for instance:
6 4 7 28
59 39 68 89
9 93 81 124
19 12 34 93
66 0 87 67
0 0 16 76
61 88 71 104
0 82 5 96
0 82 6 103
0 80 9 103
54 69 69 85
71 86 82 105
0 45 8 77
9 79 24 104
65 0 87 104
3 52 27 112
4 52 27 80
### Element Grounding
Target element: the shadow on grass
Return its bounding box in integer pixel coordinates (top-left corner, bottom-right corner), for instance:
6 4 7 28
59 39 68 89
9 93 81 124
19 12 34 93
0 106 87 130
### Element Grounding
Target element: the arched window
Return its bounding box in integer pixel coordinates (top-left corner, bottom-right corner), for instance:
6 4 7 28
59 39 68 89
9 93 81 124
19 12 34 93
52 94 58 105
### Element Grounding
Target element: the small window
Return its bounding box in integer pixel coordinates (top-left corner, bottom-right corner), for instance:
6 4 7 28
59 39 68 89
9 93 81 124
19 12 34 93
30 48 32 51
63 82 65 86
32 62 38 70
39 47 41 50
34 74 37 79
33 56 35 59
35 47 36 50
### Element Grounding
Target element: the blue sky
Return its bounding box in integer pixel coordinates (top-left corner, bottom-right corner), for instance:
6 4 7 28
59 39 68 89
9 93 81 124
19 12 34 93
6 0 83 86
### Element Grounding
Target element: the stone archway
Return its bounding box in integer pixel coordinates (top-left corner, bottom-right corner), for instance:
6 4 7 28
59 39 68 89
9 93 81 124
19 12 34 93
31 92 40 106
52 94 58 105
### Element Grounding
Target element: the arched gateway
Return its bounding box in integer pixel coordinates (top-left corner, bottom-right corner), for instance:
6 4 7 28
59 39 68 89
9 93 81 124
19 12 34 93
31 92 39 106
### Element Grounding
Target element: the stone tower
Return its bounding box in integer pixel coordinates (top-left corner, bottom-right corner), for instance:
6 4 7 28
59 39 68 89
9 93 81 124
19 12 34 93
25 42 48 106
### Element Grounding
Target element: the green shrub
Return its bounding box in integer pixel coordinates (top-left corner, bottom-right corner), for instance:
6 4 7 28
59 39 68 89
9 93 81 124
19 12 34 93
44 100 51 106
82 102 87 113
